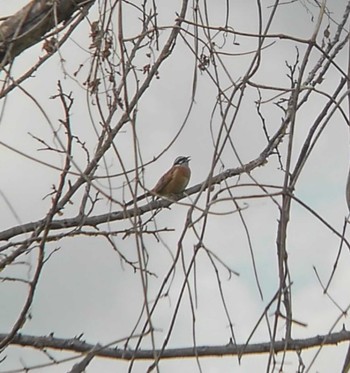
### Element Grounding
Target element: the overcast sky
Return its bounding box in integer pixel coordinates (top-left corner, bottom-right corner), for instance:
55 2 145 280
1 1 350 372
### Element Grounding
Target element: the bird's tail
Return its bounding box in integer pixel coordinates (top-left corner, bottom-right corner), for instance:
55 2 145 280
124 191 152 207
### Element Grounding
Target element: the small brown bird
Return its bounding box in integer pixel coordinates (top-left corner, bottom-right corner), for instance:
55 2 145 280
126 156 191 206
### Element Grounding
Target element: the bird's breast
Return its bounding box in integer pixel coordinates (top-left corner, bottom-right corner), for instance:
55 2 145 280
163 166 191 195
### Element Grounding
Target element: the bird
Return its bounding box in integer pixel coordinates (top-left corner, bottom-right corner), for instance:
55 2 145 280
125 156 191 206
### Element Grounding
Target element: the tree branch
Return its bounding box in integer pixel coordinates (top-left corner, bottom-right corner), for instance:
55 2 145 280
0 139 277 243
2 330 350 360
0 0 94 66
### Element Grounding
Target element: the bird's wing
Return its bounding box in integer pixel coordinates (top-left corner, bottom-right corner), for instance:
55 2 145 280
151 168 174 194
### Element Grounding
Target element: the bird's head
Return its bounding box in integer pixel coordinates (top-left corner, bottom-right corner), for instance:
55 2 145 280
173 156 191 166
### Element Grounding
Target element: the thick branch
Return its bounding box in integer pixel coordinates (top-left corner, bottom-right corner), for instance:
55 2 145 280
0 114 285 243
0 149 271 242
2 330 350 360
0 0 94 66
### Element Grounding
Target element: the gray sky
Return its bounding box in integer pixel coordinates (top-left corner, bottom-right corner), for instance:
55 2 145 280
1 1 350 372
